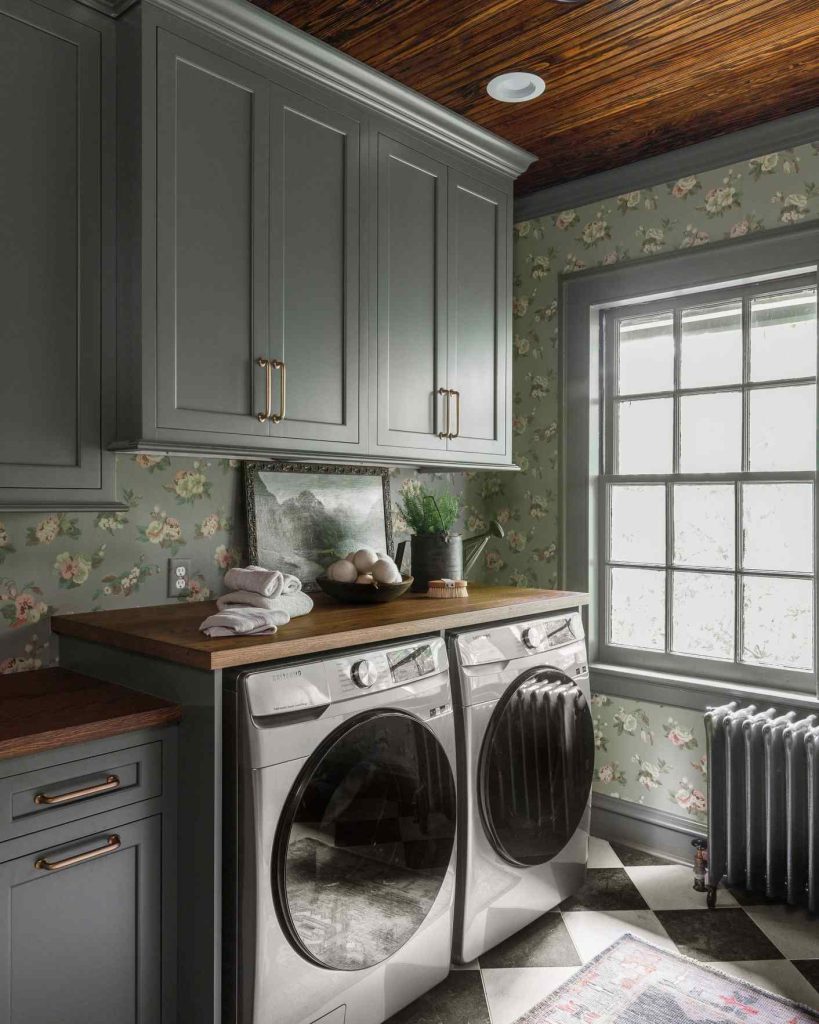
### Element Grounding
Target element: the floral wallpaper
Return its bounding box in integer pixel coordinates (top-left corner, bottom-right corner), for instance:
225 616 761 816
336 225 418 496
0 456 443 673
464 137 819 824
591 695 707 824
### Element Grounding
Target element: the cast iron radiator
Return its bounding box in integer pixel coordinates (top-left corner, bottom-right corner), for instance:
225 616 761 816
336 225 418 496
705 702 819 910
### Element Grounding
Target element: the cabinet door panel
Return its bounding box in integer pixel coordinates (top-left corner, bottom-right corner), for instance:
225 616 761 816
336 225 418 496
269 91 361 446
447 172 509 457
0 0 104 491
156 32 269 436
0 816 161 1024
375 135 448 453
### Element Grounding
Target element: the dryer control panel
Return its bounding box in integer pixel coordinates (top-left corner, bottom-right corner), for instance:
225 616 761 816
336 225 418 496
455 611 585 668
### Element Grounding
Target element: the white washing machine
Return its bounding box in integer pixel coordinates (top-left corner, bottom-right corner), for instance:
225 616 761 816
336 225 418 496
448 610 594 964
223 636 457 1024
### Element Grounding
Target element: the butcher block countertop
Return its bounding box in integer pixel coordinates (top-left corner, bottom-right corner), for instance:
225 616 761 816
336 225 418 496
0 668 182 760
51 585 589 671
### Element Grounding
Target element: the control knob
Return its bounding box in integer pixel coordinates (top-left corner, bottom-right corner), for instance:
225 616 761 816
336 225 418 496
351 659 375 688
522 624 548 650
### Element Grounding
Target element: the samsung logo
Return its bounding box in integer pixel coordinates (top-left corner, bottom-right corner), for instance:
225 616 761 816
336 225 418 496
274 668 303 681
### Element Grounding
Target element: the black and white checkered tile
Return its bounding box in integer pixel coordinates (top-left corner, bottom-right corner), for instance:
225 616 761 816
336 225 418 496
386 837 819 1024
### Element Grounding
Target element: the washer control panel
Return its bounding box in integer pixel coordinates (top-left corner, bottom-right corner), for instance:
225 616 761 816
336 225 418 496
243 636 448 717
456 610 585 667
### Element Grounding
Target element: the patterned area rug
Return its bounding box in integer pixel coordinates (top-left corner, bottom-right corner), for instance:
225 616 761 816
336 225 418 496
515 934 819 1024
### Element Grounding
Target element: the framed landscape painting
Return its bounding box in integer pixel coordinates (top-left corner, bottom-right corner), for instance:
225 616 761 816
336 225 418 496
244 463 393 591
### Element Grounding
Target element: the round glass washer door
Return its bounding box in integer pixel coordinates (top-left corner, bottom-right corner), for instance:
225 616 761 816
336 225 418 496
274 709 456 971
479 669 594 867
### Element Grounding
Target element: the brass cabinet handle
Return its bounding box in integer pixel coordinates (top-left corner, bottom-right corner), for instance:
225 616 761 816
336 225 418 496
270 359 286 423
34 774 120 806
448 389 461 439
437 387 451 438
35 834 121 872
257 358 273 422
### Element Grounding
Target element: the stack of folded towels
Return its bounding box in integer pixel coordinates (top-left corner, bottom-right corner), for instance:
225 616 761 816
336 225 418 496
200 565 313 637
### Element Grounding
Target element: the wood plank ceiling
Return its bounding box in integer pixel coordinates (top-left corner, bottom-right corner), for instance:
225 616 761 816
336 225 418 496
250 0 819 195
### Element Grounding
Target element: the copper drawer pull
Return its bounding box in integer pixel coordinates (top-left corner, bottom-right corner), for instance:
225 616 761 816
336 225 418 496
448 389 461 439
270 359 286 423
34 774 120 806
437 387 451 438
35 834 121 872
257 357 273 422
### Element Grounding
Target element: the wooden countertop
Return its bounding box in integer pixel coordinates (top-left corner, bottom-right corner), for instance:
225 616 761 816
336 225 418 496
0 668 182 760
51 585 589 671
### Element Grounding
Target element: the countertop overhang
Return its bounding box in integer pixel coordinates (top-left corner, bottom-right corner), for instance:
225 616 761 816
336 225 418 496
51 585 589 671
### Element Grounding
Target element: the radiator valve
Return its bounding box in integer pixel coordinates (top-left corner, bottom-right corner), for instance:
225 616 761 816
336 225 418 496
691 838 708 893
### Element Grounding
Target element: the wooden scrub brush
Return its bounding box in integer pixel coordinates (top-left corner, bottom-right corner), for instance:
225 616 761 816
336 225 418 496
426 578 468 599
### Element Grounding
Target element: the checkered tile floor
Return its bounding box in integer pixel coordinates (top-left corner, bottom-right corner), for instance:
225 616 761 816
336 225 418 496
386 837 819 1024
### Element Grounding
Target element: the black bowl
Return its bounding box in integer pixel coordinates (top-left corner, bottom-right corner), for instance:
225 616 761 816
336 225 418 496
315 573 414 604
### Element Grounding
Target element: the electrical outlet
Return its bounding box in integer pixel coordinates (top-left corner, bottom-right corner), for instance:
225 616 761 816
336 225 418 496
167 557 191 598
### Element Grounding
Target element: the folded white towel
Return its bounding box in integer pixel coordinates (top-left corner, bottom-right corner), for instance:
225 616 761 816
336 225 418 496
216 590 314 617
223 565 302 598
200 607 288 637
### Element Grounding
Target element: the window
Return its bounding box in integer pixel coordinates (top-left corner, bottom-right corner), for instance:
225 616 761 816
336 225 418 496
600 277 818 689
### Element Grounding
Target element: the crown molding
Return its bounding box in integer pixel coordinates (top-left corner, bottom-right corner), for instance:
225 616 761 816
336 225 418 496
144 0 536 180
74 0 138 14
515 106 819 221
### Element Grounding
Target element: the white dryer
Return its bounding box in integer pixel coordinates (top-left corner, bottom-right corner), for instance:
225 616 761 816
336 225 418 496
224 636 457 1024
448 610 594 963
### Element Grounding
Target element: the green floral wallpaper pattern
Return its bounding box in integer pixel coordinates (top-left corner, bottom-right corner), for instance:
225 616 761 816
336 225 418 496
464 138 819 821
591 695 707 825
0 457 448 673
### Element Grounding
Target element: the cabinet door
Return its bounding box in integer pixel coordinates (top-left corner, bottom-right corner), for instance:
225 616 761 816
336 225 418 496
446 171 510 458
0 816 161 1024
155 31 270 438
0 0 113 504
268 88 362 448
374 134 449 455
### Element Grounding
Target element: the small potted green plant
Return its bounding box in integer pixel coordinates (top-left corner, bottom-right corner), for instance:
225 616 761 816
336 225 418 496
396 482 462 591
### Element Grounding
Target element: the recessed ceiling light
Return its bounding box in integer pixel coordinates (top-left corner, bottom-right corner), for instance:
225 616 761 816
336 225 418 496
486 71 546 104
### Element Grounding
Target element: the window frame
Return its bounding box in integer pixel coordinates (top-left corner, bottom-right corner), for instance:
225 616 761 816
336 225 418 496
597 275 818 692
560 221 819 707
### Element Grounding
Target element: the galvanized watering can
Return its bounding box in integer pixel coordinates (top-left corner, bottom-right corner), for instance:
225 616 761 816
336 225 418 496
396 520 505 592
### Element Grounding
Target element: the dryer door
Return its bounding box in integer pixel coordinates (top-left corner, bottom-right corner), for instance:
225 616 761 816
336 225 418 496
273 709 456 971
478 668 594 866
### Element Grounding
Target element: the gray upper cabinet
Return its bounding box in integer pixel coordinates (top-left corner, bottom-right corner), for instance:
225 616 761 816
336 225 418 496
374 134 448 456
111 0 531 466
446 171 509 459
268 88 363 449
0 0 116 508
155 32 270 439
371 134 512 464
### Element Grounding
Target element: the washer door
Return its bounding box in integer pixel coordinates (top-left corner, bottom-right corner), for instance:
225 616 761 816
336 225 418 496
274 710 456 971
478 668 594 867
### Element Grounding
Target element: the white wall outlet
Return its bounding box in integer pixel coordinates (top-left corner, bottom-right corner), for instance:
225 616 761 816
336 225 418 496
167 558 192 598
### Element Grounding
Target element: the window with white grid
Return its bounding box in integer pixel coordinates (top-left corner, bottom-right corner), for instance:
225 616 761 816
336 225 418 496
600 277 818 690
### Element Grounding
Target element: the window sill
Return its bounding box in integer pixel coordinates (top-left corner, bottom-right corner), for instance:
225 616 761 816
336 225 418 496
590 661 819 713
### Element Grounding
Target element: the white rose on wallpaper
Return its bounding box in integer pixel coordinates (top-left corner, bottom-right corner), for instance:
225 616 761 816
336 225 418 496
728 214 763 237
484 550 504 572
528 253 552 278
0 581 49 628
616 191 641 213
27 513 79 546
670 175 701 199
633 754 670 790
597 762 626 785
776 191 811 224
165 466 212 504
133 454 170 472
512 294 531 318
513 333 531 356
554 209 579 230
214 545 241 572
682 224 710 247
636 225 666 255
700 184 741 217
139 508 185 554
580 216 611 247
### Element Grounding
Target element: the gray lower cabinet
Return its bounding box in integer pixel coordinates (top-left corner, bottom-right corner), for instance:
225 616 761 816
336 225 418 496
0 0 116 508
0 727 176 1023
0 815 161 1024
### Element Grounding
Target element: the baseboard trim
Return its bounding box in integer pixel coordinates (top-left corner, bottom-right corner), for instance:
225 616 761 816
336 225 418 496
591 791 705 865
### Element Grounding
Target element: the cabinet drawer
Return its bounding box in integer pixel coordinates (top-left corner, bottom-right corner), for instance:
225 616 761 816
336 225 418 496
0 741 162 843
